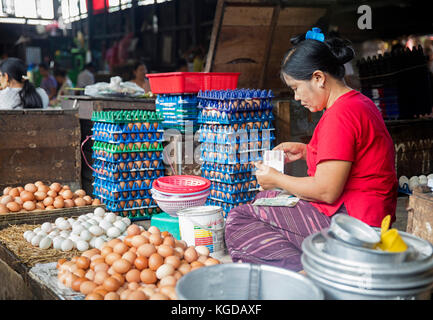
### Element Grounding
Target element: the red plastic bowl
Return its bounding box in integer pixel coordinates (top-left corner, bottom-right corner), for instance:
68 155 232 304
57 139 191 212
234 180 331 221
153 175 211 194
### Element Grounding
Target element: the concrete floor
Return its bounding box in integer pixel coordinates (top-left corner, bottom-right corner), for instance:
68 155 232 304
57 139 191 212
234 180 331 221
138 196 410 264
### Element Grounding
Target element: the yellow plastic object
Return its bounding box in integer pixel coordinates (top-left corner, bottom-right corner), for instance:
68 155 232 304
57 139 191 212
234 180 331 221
376 215 408 252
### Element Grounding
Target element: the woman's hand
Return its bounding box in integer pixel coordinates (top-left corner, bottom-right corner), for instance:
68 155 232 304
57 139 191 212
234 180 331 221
254 161 283 190
273 142 307 163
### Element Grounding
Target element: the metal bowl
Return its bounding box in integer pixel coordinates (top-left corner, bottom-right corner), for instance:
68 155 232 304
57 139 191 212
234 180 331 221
329 214 380 248
323 229 414 264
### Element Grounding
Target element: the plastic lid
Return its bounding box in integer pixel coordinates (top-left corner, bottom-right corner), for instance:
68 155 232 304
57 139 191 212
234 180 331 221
153 175 211 194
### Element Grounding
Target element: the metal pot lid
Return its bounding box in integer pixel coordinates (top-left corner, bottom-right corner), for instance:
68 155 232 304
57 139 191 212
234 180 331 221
302 229 433 276
301 254 433 290
177 205 223 217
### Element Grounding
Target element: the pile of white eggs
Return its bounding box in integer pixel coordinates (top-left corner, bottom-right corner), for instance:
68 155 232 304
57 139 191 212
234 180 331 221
399 174 433 191
22 207 131 252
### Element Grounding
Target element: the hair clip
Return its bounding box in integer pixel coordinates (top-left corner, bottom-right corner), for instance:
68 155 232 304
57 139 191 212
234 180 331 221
305 27 325 42
22 75 29 80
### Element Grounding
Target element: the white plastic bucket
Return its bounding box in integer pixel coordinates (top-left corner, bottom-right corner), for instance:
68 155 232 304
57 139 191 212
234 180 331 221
177 206 226 256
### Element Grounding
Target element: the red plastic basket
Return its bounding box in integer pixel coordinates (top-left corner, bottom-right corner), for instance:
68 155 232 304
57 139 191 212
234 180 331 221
153 175 211 194
203 72 240 91
146 72 205 94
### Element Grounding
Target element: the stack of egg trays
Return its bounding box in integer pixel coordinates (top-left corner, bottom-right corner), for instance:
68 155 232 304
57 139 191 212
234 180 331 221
206 199 250 218
90 110 164 221
198 89 275 213
156 94 200 133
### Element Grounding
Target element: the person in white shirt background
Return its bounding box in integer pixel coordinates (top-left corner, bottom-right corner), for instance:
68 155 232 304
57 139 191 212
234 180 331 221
76 62 95 90
0 57 49 109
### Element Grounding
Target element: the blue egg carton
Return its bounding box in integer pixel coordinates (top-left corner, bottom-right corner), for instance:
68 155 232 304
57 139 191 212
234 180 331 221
92 167 164 182
198 127 275 144
98 198 158 212
201 149 268 165
92 121 164 134
202 170 256 184
208 190 256 204
92 130 164 144
93 184 155 202
200 141 274 154
198 109 274 125
92 195 161 220
201 162 253 174
209 181 259 194
92 150 164 164
93 176 155 192
204 200 241 218
92 159 164 174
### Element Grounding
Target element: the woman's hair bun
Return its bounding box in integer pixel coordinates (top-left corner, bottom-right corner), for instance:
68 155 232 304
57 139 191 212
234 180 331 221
324 37 354 65
290 33 306 46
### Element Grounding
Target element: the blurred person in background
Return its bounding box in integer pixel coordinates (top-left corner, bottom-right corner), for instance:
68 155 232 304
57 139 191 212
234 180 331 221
39 62 57 100
128 61 151 93
52 68 74 105
77 62 96 90
0 57 48 109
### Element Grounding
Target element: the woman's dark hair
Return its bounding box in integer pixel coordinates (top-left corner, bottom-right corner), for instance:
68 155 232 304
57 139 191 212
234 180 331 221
281 32 355 82
130 61 148 79
0 57 42 109
54 68 67 78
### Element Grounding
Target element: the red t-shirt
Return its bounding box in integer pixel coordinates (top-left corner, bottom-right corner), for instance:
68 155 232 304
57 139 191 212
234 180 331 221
306 90 398 227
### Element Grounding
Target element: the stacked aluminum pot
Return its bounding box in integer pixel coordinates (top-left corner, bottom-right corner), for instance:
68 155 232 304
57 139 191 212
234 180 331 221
301 216 433 300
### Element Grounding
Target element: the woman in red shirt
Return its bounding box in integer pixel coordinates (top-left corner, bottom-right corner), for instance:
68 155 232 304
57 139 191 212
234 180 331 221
224 28 398 271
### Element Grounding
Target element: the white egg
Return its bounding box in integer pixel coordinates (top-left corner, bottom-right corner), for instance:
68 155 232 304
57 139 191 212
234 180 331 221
67 218 76 225
80 229 92 241
31 235 43 247
419 175 428 185
76 240 89 252
89 225 104 236
81 221 91 229
107 226 121 238
61 239 74 252
94 237 105 250
409 176 419 183
41 222 52 233
49 230 59 237
118 235 125 241
25 231 36 243
399 176 409 188
89 237 97 248
72 224 84 235
55 217 65 226
53 237 64 250
99 220 112 231
37 231 48 238
113 221 126 232
427 174 433 180
23 231 33 242
60 230 70 238
115 216 122 221
94 207 106 217
104 212 117 223
86 213 94 219
69 234 81 242
409 180 419 191
58 221 71 231
33 227 42 234
121 217 131 227
39 237 52 250
87 219 98 226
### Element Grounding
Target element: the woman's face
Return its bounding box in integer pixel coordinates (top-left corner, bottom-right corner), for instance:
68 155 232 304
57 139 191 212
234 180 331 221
0 71 9 89
134 65 147 80
282 72 327 112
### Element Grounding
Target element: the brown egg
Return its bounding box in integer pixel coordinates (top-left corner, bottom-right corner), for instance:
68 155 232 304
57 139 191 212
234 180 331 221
46 205 55 210
83 196 92 205
148 253 164 271
38 185 50 194
56 258 67 269
149 293 169 300
133 256 148 270
149 233 162 246
204 258 220 266
178 263 191 275
62 185 70 190
163 236 175 247
184 247 198 263
85 269 95 281
111 273 125 286
159 275 177 288
113 242 129 255
62 190 73 200
43 196 54 206
131 235 148 248
157 245 174 258
106 239 122 248
74 197 86 207
175 240 187 250
125 269 141 283
34 181 44 187
35 202 45 210
76 256 90 270
14 197 23 206
112 259 131 274
64 199 75 208
24 183 37 193
47 190 57 198
80 281 97 295
164 256 181 269
120 289 133 300
0 204 9 214
190 261 204 269
137 243 156 258
6 202 20 212
101 246 113 258
3 187 12 195
160 286 177 300
94 271 110 285
123 235 134 247
50 183 62 193
82 248 100 259
74 189 86 198
72 277 87 292
104 292 120 300
94 263 110 273
90 257 105 269
33 191 46 201
127 224 141 236
92 198 101 205
0 195 12 205
127 290 147 300
53 198 64 209
173 271 182 281
93 287 108 297
23 201 36 211
85 292 104 300
103 277 121 292
140 269 157 284
9 188 20 197
20 191 34 202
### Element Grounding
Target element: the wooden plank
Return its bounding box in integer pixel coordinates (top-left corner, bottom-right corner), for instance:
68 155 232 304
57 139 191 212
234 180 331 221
213 62 262 88
0 130 79 149
277 7 327 27
222 6 273 26
205 0 225 72
259 5 281 88
407 192 433 243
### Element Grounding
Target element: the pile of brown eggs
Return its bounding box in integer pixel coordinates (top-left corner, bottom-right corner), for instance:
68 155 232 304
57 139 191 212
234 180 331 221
57 225 220 300
0 182 100 214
